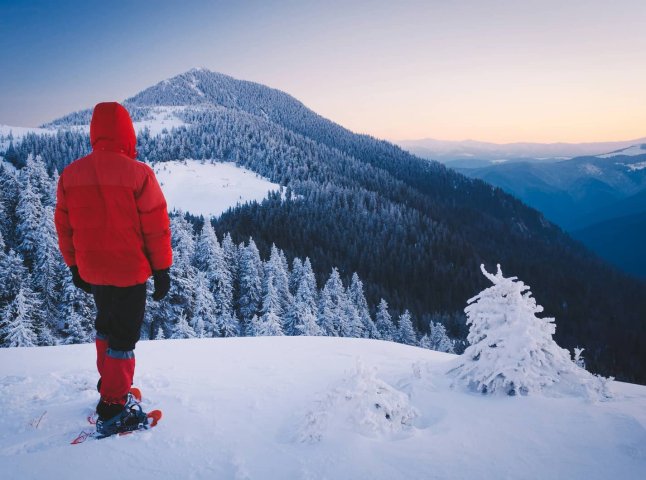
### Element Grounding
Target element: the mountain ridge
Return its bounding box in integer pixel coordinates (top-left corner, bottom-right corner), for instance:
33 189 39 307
4 68 646 383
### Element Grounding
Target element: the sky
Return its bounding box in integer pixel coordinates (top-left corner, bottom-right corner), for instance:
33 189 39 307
1 0 645 143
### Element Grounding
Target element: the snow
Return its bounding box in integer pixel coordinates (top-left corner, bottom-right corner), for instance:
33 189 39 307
622 161 646 172
582 163 603 175
598 144 646 158
133 106 188 136
153 160 281 218
0 124 55 150
0 337 645 479
0 124 54 139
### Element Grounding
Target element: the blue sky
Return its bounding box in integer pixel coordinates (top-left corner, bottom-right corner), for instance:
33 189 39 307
1 0 645 142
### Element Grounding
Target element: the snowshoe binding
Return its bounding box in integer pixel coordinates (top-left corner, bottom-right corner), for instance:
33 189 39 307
95 402 150 439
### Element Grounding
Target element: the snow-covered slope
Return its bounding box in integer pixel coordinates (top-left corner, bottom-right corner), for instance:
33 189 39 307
598 144 646 158
152 160 281 217
0 124 55 150
1 337 644 479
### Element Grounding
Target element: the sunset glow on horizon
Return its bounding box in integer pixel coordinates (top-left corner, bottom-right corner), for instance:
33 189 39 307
1 0 645 144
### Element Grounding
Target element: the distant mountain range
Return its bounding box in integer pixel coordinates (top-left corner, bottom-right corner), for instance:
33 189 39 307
447 145 646 278
1 68 645 382
398 137 646 168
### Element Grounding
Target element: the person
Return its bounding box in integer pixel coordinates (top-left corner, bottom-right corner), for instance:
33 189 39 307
55 101 172 433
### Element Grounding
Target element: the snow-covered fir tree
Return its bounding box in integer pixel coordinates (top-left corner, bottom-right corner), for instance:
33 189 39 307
318 268 347 336
289 257 303 295
267 245 292 319
287 269 322 336
375 299 396 341
348 273 377 339
418 321 455 353
573 347 586 369
33 206 66 331
1 284 40 347
237 238 263 332
171 313 197 339
15 177 44 267
451 264 579 395
0 249 29 308
257 273 284 336
190 271 214 337
397 310 417 345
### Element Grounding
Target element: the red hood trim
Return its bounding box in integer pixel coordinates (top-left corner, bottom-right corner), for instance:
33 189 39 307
90 102 137 159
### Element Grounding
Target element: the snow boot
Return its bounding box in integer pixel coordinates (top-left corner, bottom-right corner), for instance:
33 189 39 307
95 401 148 438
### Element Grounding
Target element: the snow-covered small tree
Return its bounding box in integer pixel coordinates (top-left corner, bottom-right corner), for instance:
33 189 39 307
257 268 284 336
573 347 586 369
288 272 322 336
15 177 44 266
171 313 197 339
154 326 165 340
397 310 417 345
289 257 303 295
348 273 377 339
375 299 396 341
238 238 263 330
451 264 579 396
1 285 39 347
318 268 346 336
247 314 262 337
428 321 455 353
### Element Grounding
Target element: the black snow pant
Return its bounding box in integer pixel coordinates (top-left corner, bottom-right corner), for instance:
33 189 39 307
92 283 147 352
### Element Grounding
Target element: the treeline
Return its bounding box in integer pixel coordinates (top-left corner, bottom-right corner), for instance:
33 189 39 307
0 156 454 352
1 68 645 382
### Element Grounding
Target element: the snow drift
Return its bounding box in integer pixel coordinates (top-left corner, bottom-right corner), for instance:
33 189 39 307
1 337 645 479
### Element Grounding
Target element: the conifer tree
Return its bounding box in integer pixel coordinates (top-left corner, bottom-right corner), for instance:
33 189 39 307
258 269 284 336
170 313 197 339
267 245 292 317
238 239 263 331
348 273 377 339
429 321 455 353
165 215 199 330
15 177 43 266
191 271 214 337
1 285 39 347
452 264 577 395
194 221 219 272
375 299 396 341
302 258 318 303
0 249 29 309
221 232 239 300
154 325 165 340
247 314 262 337
33 206 66 330
318 268 346 336
287 271 321 336
397 310 417 345
290 257 303 295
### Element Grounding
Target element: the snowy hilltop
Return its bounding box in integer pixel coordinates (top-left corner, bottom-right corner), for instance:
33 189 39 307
1 336 645 479
2 68 646 383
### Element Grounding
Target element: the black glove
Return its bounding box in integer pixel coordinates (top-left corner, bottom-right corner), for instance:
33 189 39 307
152 268 171 301
70 265 92 294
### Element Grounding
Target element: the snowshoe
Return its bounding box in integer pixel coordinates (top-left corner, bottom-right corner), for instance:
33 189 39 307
95 402 149 439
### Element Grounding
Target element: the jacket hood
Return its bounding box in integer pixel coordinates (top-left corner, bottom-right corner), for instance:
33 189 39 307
90 102 137 159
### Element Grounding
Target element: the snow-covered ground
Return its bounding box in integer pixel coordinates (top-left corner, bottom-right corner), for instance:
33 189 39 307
0 124 54 139
133 106 188 135
0 124 55 150
0 337 644 479
598 144 646 158
153 160 281 217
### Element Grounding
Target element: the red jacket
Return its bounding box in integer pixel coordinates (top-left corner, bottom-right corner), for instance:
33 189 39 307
55 102 172 287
